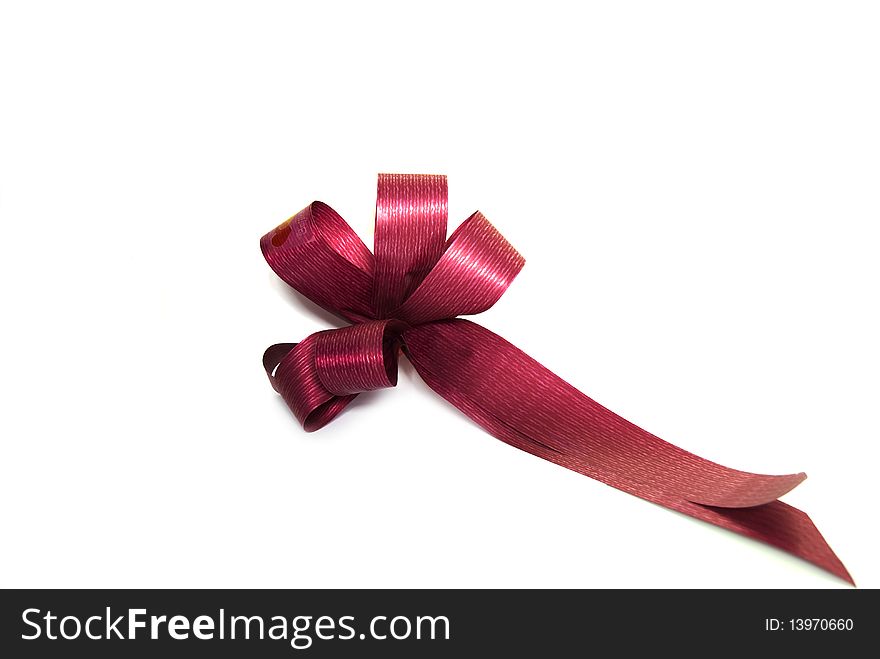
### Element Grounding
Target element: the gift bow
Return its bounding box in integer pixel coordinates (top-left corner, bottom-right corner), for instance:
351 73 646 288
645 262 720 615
261 174 851 584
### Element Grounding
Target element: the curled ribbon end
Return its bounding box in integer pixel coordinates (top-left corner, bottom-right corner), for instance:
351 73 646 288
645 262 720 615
686 471 808 508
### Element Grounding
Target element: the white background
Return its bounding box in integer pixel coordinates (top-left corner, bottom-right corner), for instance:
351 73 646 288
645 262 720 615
1 1 878 588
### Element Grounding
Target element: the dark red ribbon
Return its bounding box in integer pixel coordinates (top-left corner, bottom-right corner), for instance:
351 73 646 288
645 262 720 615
261 174 851 584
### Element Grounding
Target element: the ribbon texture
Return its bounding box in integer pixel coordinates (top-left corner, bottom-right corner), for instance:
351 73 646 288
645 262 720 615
261 174 851 583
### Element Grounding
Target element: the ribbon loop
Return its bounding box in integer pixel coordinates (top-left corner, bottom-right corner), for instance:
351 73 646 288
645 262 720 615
315 320 406 395
395 211 525 324
260 202 375 323
262 336 357 432
373 174 448 317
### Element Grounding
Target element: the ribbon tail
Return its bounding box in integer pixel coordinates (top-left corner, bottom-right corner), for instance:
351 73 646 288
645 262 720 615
677 500 853 584
403 319 852 584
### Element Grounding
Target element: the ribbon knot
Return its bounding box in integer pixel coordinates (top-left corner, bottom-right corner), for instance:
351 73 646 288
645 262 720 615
260 173 852 583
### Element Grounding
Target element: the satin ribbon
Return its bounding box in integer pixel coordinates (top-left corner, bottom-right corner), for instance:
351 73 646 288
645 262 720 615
260 174 851 584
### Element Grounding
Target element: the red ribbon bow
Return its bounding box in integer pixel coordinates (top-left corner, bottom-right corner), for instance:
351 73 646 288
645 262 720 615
261 174 851 584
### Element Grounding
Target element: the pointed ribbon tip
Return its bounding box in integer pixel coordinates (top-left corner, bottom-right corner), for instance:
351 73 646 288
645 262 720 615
259 173 851 584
